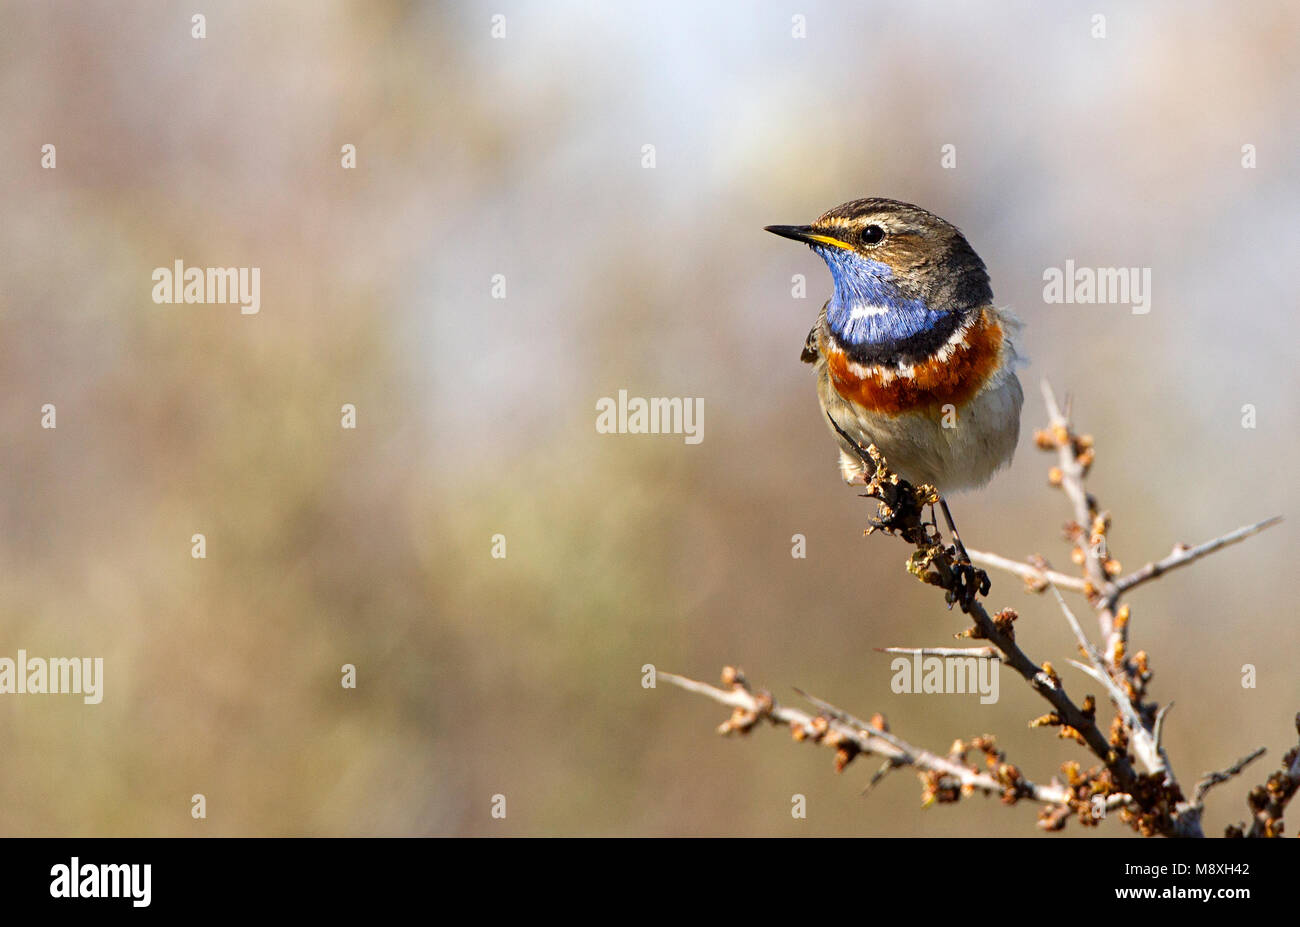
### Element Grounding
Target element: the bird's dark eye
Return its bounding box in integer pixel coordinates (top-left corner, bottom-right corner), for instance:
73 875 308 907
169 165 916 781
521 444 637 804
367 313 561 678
861 225 885 245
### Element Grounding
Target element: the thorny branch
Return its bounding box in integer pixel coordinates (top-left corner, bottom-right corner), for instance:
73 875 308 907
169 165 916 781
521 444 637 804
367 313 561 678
663 380 1289 836
1196 747 1267 807
1224 715 1300 839
659 667 1074 807
1108 516 1283 602
965 549 1089 594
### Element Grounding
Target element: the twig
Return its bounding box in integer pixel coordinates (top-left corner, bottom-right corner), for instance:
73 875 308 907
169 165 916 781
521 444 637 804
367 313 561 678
965 549 1090 594
1050 584 1106 674
1051 580 1179 783
1109 516 1283 602
1230 715 1300 837
1153 702 1175 780
1040 380 1114 633
1194 747 1267 806
659 670 1072 806
1066 659 1164 778
1044 583 1172 779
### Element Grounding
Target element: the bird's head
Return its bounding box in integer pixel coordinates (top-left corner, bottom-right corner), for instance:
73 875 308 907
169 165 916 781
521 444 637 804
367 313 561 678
766 198 992 365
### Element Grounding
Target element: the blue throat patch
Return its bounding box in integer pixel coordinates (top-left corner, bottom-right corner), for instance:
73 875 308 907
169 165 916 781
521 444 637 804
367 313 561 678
817 246 948 348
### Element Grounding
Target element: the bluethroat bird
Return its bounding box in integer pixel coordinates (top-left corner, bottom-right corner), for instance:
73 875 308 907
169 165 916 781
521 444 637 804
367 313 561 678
766 198 1023 574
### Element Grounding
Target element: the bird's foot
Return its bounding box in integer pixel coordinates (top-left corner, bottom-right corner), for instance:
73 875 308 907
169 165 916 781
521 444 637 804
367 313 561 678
864 489 907 532
945 554 991 611
933 496 990 610
864 477 929 535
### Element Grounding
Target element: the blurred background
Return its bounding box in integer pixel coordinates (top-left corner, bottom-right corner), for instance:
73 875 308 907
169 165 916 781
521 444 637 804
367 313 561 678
0 0 1296 836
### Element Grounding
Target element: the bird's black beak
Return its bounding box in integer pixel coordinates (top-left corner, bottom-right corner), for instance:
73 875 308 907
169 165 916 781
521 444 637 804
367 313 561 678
763 224 818 244
764 224 854 251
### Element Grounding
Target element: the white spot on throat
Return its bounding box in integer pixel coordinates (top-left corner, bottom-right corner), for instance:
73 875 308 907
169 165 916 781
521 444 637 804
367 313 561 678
847 304 890 320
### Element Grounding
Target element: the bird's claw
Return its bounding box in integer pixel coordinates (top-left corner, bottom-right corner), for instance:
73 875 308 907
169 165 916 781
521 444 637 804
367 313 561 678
945 554 991 610
865 500 906 533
